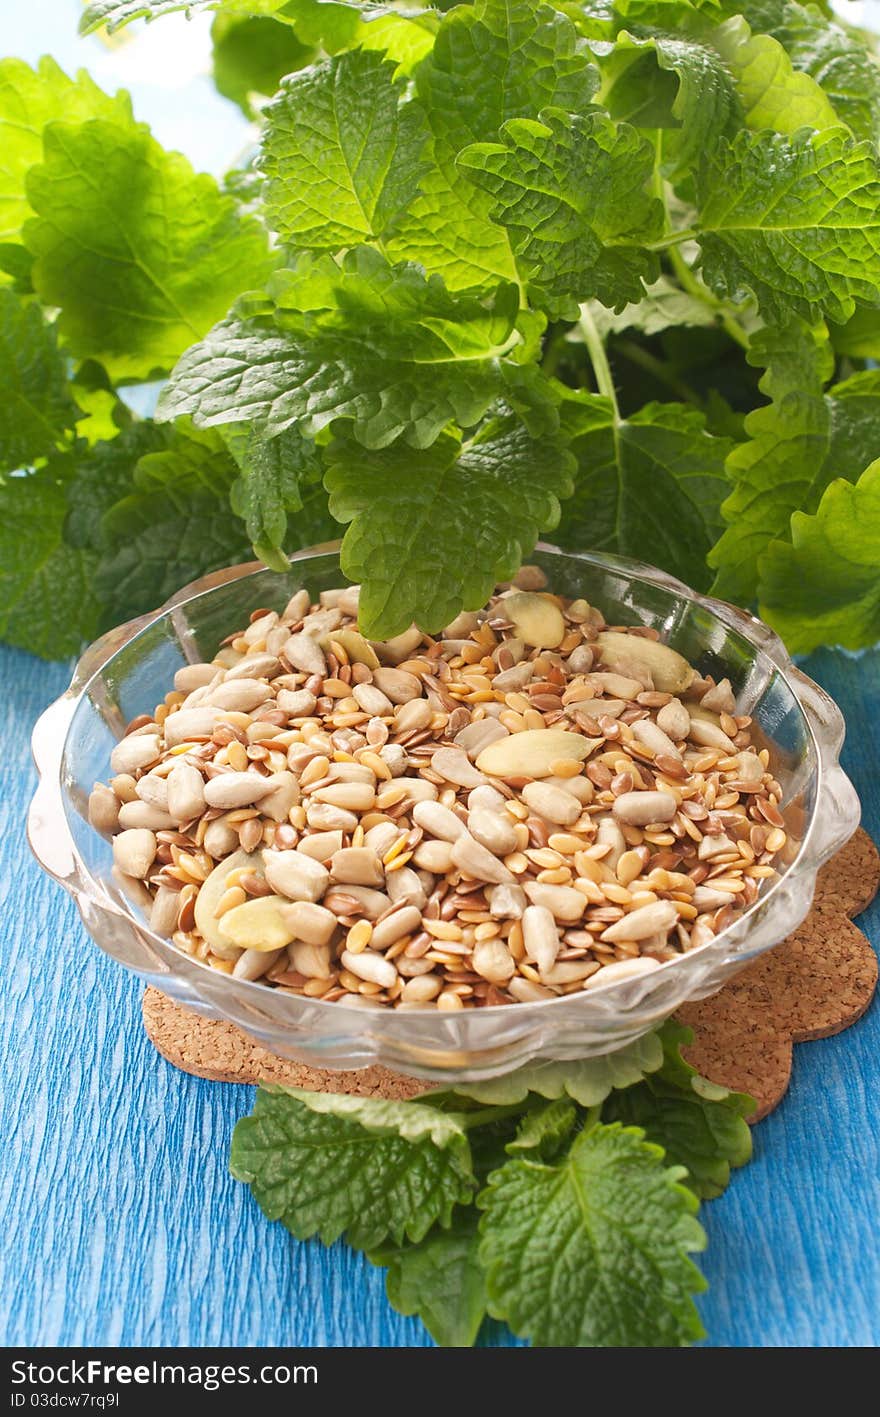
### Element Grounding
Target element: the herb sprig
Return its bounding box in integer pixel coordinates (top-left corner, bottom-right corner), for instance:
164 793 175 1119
230 1022 754 1347
4 0 880 656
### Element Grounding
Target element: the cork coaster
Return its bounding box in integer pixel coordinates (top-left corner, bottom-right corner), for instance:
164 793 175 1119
143 828 879 1119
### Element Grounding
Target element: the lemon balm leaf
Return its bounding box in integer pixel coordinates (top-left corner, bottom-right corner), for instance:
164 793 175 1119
325 418 575 638
479 1122 707 1347
24 116 274 380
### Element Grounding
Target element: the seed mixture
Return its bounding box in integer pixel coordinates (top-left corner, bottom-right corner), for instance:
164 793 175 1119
89 570 790 1010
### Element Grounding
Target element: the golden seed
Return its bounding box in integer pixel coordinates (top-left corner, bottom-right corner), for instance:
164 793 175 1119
346 920 373 954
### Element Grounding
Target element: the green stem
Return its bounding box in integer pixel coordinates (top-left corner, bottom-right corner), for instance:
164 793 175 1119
614 339 702 405
458 1104 529 1131
577 305 619 418
668 242 750 351
647 227 699 251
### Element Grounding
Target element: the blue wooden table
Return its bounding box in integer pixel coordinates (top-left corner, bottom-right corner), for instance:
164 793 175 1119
1 644 878 1348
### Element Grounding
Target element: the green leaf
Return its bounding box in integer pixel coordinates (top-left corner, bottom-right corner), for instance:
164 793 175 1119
696 126 880 324
602 1022 754 1199
479 1121 707 1347
160 249 525 449
260 50 430 250
355 11 439 74
325 417 575 638
211 14 316 118
757 458 880 653
0 460 101 658
581 275 718 337
459 108 663 318
594 28 739 177
93 424 255 622
709 319 880 602
370 1213 487 1348
829 304 880 360
230 1084 477 1250
80 0 295 33
385 148 519 293
711 14 840 135
69 361 133 447
0 287 77 473
24 115 273 380
0 57 131 246
418 0 599 155
226 423 321 565
64 421 170 550
506 1099 579 1158
454 1030 664 1106
740 0 880 144
556 392 732 591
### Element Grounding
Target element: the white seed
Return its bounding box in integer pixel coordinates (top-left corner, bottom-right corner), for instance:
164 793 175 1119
523 882 585 923
330 847 384 887
371 667 422 703
371 905 422 950
331 885 391 919
566 645 593 673
259 771 300 823
612 791 677 825
219 896 296 951
276 688 317 716
631 718 681 761
454 718 509 759
378 625 423 664
166 762 206 823
110 733 161 775
600 901 679 942
413 800 468 842
173 663 216 693
451 833 515 884
401 974 443 1002
243 611 277 644
596 816 627 869
306 802 359 832
521 781 581 827
282 588 310 623
297 830 343 862
693 885 738 910
443 610 480 637
380 743 409 776
698 832 737 860
414 839 455 872
364 822 403 857
487 883 527 918
204 772 279 809
233 947 285 981
543 774 593 803
504 591 565 648
656 698 691 740
149 885 180 936
541 960 600 985
328 763 376 785
204 819 240 858
467 785 507 813
283 900 337 947
340 949 397 988
323 626 379 668
472 939 516 983
587 671 645 700
112 828 157 879
164 708 225 748
88 783 119 834
118 800 176 830
700 678 736 714
737 752 764 782
595 632 694 695
386 867 428 910
492 661 534 692
688 718 736 752
430 747 487 788
311 781 376 811
476 728 595 779
284 633 326 675
193 849 261 955
112 867 153 910
263 849 329 902
290 941 332 978
395 698 433 733
225 653 280 681
467 807 519 856
522 904 560 973
397 777 438 804
508 977 555 1002
206 678 273 713
353 683 394 716
583 957 662 988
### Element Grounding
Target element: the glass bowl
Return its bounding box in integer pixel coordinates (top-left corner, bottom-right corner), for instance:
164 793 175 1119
28 543 859 1081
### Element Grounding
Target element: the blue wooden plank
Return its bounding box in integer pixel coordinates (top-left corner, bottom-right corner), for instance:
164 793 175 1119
1 644 877 1348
